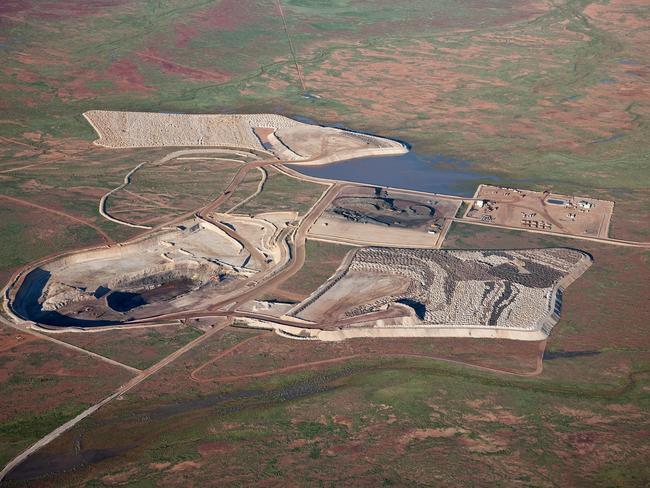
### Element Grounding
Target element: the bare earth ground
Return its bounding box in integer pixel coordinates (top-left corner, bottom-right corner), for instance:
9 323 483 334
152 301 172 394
272 239 355 301
309 187 461 247
466 184 614 238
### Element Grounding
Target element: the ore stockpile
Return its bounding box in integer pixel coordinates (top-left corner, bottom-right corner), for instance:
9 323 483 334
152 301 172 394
297 248 589 330
330 195 438 228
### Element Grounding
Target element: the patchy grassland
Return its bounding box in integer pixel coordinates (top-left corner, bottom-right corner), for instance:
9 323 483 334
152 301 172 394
0 0 648 484
223 167 266 212
1 0 647 245
3 290 647 485
234 167 326 216
0 201 101 287
0 324 133 468
55 324 204 371
10 352 648 486
106 156 246 227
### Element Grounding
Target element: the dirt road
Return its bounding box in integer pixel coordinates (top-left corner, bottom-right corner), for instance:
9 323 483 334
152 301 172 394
3 140 646 482
190 332 546 383
109 182 341 324
226 167 267 214
0 316 140 374
275 0 306 93
98 148 267 230
198 214 270 270
451 218 650 248
224 182 343 307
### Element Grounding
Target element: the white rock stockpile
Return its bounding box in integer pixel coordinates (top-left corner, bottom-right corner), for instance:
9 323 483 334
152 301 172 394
293 247 590 331
84 110 301 149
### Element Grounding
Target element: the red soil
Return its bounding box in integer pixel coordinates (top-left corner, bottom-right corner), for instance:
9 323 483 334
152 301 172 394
0 0 128 20
362 0 549 37
0 194 114 244
174 24 200 49
0 332 38 354
0 1 32 15
56 58 152 99
138 48 230 83
199 0 257 31
289 0 647 157
190 332 543 385
106 59 151 93
0 325 132 419
198 441 233 457
171 0 258 48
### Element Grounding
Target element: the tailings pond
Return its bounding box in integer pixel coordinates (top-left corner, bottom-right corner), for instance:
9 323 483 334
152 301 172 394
289 152 499 197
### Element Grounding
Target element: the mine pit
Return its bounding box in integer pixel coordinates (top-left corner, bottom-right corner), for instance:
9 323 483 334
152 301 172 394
8 217 283 327
106 292 146 313
104 275 200 313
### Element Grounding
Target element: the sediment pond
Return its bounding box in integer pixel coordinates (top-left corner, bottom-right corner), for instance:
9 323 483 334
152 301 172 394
289 151 499 197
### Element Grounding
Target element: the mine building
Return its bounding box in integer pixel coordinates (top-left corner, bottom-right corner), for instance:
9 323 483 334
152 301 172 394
577 200 593 210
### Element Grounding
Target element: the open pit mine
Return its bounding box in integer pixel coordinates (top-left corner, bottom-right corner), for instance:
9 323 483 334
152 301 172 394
3 111 596 343
7 215 291 328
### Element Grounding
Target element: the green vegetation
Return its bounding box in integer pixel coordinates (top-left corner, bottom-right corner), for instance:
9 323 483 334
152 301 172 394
106 156 245 226
593 461 650 488
1 0 647 240
57 325 204 370
222 168 266 212
0 403 89 467
22 356 649 486
0 203 101 284
235 168 326 216
454 201 469 218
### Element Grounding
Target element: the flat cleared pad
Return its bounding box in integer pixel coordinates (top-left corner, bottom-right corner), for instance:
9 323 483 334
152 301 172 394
289 248 591 334
309 187 461 247
274 239 356 300
465 185 614 238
